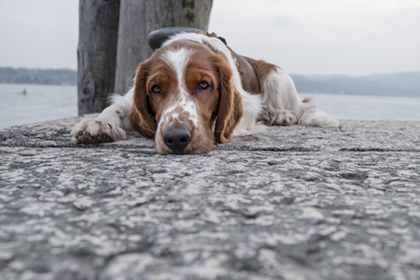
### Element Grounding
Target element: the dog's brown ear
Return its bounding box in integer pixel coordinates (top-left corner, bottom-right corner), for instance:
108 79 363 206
130 61 157 139
214 61 243 144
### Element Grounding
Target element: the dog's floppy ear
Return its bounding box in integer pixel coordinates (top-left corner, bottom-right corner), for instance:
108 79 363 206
130 61 157 139
214 60 243 144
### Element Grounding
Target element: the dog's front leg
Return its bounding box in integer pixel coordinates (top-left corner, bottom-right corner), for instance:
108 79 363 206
70 90 133 144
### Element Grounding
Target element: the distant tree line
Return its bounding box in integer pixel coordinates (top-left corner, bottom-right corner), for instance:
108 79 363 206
0 67 77 85
1 66 418 97
290 72 420 97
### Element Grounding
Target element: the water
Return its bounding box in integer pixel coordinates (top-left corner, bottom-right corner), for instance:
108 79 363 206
0 83 419 130
300 93 420 121
0 83 77 129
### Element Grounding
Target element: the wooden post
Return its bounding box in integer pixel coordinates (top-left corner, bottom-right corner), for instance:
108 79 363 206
113 0 213 94
77 0 120 115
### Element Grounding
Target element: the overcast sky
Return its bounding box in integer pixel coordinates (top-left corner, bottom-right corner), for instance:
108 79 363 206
0 0 419 76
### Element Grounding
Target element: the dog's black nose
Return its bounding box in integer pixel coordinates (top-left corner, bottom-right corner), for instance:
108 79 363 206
163 127 191 153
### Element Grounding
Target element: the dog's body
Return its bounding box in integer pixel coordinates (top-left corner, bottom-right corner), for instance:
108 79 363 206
71 32 338 154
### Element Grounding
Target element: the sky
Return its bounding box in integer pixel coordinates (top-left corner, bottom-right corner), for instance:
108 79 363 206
0 0 419 76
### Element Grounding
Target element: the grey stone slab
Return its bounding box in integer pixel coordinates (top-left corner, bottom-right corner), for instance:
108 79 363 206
0 117 419 279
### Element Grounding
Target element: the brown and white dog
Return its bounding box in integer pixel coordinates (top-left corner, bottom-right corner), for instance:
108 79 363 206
71 32 339 154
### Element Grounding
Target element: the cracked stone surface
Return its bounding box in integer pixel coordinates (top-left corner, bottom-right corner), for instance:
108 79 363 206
1 116 420 280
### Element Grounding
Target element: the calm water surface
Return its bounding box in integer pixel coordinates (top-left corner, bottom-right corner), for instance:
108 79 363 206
300 93 420 121
0 83 77 129
0 83 419 130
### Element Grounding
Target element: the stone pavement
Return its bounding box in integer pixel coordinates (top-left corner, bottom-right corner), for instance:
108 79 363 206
0 116 419 280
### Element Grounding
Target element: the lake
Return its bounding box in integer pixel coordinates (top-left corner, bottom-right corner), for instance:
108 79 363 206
0 83 77 130
0 83 419 130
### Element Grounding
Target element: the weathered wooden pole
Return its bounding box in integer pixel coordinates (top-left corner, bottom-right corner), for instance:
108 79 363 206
113 0 213 94
77 0 212 114
77 0 120 115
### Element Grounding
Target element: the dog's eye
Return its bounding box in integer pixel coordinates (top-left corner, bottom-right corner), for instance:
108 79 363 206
198 81 210 90
151 85 163 95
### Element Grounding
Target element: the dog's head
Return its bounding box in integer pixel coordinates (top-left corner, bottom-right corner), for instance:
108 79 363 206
130 39 243 154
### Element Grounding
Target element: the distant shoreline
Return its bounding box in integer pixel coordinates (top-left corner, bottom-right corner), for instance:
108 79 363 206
1 67 419 97
0 67 76 86
0 82 76 87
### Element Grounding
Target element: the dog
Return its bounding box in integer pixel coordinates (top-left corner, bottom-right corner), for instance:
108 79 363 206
71 31 338 154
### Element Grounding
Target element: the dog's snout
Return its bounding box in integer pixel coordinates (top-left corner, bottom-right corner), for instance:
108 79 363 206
163 127 191 153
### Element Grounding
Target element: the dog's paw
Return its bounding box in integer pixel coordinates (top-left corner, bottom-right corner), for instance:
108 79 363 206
267 110 298 126
70 118 126 144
